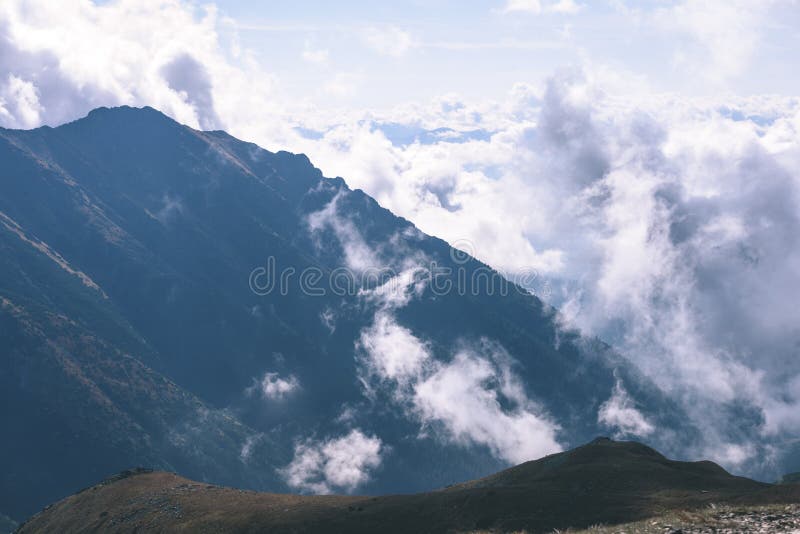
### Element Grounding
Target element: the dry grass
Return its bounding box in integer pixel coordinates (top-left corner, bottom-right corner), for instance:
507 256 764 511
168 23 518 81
17 440 800 534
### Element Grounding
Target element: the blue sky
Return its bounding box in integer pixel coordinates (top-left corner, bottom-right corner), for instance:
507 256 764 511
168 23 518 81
203 0 800 107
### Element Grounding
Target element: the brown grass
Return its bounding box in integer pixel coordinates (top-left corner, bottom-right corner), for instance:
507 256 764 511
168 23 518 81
17 440 800 534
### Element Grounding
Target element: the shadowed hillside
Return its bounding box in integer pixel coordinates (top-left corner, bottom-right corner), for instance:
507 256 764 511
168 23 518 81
18 439 800 534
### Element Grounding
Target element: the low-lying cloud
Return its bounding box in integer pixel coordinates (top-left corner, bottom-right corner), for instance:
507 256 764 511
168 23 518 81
357 272 562 464
598 379 655 439
246 371 300 401
281 429 383 493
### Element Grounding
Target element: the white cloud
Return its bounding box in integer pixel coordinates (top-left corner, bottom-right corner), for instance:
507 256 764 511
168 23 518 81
246 371 300 400
0 74 43 128
358 267 428 310
412 346 562 464
240 433 264 462
502 0 542 13
529 74 800 471
359 311 430 388
281 429 383 493
362 26 414 57
320 307 337 334
155 194 185 223
707 442 758 469
310 70 800 474
297 112 566 275
653 0 773 83
501 0 582 15
357 272 562 464
549 0 582 14
322 71 361 98
598 379 655 439
307 191 380 272
302 41 329 64
0 0 293 144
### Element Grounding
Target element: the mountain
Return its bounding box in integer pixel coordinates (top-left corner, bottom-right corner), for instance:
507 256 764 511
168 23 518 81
16 438 800 534
0 106 692 522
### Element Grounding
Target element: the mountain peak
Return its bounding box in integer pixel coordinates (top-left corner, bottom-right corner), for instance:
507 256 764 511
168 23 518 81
84 104 163 118
65 105 178 133
0 104 693 523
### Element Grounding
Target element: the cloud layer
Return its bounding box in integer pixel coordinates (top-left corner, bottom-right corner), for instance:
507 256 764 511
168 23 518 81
315 73 800 473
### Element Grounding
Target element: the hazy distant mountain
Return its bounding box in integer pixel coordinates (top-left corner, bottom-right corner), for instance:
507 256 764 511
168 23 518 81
0 106 692 522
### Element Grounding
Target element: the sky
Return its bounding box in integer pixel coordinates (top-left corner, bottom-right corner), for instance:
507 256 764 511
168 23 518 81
82 0 800 107
216 0 800 104
2 0 800 476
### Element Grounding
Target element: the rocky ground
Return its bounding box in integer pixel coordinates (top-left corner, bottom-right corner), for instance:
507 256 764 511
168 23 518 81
572 504 800 534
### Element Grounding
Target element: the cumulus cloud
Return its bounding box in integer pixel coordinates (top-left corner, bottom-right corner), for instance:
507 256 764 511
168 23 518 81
357 272 562 464
160 53 221 130
358 311 430 389
526 73 800 471
0 0 292 145
0 74 43 128
246 371 300 400
598 379 655 439
281 429 383 493
412 345 563 464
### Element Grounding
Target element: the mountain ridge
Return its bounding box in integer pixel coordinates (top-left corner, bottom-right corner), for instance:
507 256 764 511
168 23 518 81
0 106 696 521
17 438 798 534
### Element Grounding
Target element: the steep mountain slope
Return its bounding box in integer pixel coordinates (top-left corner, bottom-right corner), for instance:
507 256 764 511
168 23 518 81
0 213 279 519
18 439 798 534
0 106 692 521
